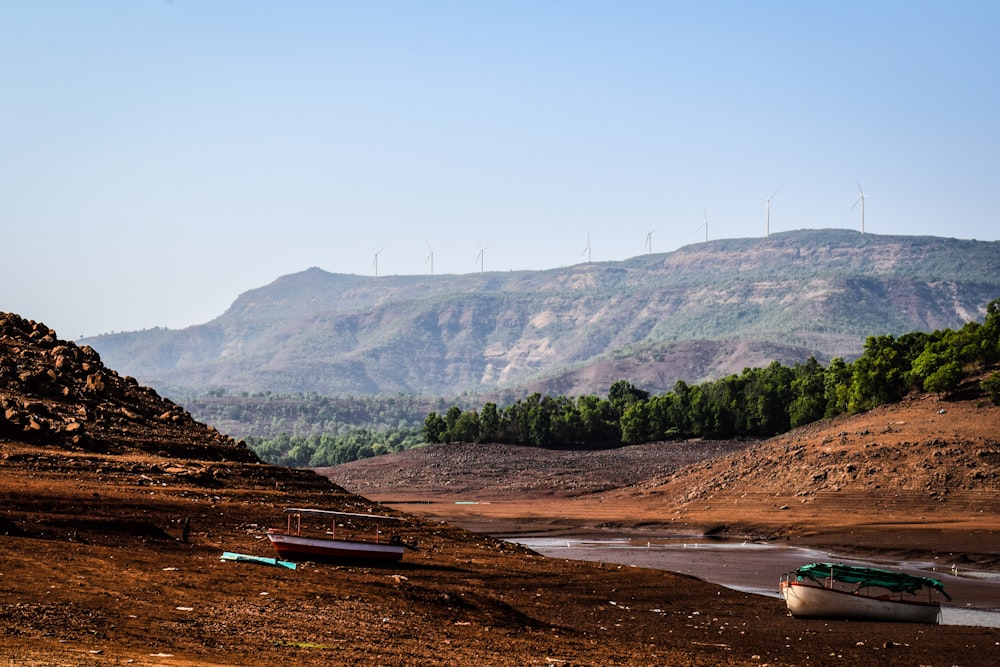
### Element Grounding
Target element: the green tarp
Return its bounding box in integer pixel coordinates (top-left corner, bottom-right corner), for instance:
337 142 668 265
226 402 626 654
793 562 950 600
220 551 297 570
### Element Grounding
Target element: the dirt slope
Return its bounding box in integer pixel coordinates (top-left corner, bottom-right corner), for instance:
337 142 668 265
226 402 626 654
328 394 1000 568
0 313 255 462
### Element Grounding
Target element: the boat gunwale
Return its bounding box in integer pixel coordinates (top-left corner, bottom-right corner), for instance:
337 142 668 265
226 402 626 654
267 530 404 561
283 507 403 522
780 580 942 609
267 529 405 551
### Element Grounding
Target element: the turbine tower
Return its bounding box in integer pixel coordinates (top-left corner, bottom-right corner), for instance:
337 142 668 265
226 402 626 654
373 248 383 277
764 189 780 237
703 209 709 243
852 181 867 234
476 244 489 275
644 228 656 255
581 233 592 263
425 243 434 275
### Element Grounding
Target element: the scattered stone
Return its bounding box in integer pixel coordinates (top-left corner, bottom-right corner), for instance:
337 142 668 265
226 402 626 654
0 311 258 462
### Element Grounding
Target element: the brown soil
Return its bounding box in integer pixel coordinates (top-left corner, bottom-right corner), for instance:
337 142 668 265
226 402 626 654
2 439 998 667
329 395 1000 572
2 312 999 666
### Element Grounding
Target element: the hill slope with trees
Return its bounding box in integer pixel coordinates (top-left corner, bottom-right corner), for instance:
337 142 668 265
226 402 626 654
423 298 1000 451
83 230 1000 399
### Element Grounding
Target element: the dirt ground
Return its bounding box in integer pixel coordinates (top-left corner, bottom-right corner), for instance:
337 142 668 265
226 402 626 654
1 421 997 667
1 312 998 666
328 394 1000 571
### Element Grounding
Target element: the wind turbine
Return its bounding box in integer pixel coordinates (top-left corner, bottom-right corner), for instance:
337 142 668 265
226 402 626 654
476 244 489 274
644 228 656 255
852 181 867 234
581 233 592 263
702 209 709 243
764 189 780 237
425 243 434 275
373 248 383 277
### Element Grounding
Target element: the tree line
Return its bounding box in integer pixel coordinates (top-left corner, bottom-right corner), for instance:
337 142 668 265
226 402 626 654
182 392 441 468
245 427 424 468
184 391 440 439
423 298 1000 449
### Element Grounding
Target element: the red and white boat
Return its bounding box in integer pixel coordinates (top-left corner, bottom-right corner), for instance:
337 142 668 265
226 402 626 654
267 507 405 563
779 562 949 624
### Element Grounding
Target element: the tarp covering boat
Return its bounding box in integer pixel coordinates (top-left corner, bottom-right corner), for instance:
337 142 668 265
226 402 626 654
791 562 951 601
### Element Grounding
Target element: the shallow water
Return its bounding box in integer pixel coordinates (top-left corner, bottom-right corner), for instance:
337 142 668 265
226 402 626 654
511 535 1000 628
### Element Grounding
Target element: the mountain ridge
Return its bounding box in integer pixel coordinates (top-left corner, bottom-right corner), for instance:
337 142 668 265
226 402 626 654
82 229 1000 398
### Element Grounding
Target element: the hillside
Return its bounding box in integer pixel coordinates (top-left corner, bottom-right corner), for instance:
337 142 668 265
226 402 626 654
2 312 999 665
325 392 1000 568
82 230 1000 399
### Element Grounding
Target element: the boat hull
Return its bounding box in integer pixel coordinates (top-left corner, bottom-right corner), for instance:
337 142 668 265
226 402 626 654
780 581 940 624
267 531 404 563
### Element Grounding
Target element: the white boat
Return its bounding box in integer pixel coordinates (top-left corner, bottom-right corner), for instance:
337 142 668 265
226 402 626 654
779 562 949 624
267 507 405 563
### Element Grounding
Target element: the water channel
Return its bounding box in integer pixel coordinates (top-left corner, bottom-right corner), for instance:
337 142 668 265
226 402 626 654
509 535 1000 628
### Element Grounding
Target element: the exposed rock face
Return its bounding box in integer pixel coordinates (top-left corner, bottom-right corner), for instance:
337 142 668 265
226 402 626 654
83 230 1000 397
0 313 258 462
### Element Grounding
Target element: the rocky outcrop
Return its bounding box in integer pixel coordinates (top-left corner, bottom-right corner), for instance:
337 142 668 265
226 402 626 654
0 313 258 462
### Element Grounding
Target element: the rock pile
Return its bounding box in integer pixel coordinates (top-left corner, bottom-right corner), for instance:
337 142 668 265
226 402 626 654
0 313 258 462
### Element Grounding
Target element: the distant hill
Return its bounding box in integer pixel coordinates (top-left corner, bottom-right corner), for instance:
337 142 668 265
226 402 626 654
82 229 1000 399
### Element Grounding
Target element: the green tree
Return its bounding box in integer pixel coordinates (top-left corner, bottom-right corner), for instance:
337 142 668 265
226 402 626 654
668 380 693 438
451 409 481 443
620 402 649 445
982 372 1000 405
790 357 827 428
527 400 552 447
422 412 447 444
645 393 682 440
502 394 543 445
848 335 909 412
823 357 852 417
923 360 962 396
981 298 1000 364
742 362 794 436
547 396 584 448
685 384 712 437
444 406 462 435
608 380 650 415
479 402 501 442
576 395 620 448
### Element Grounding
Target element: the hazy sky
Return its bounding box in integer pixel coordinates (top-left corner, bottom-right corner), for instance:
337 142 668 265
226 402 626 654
3 1 998 339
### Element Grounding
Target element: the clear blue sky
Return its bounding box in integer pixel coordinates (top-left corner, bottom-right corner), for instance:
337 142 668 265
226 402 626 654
3 1 998 338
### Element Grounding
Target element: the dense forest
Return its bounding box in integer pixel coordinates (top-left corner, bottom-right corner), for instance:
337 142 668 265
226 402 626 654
423 298 1000 449
182 393 450 468
229 298 1000 467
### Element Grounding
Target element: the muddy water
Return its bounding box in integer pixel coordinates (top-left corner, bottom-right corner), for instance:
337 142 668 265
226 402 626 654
510 535 1000 628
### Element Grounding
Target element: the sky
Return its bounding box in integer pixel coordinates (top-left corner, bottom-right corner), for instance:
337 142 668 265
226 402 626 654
2 1 998 339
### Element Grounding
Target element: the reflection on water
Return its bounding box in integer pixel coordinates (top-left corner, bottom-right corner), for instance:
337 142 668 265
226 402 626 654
512 536 1000 629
